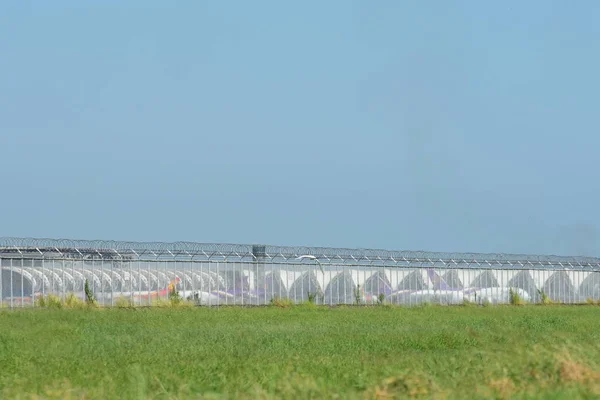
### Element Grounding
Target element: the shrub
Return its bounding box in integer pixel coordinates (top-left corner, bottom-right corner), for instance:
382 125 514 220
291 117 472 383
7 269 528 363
509 288 525 306
538 289 553 305
149 296 193 308
35 294 63 309
35 293 89 309
64 293 87 309
151 298 171 308
115 296 134 308
168 284 181 303
586 298 599 306
307 292 319 304
269 297 294 308
462 298 477 307
84 279 97 307
299 300 318 309
354 284 362 305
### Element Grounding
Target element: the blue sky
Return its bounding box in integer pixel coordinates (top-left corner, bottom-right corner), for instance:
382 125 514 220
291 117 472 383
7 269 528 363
1 1 599 256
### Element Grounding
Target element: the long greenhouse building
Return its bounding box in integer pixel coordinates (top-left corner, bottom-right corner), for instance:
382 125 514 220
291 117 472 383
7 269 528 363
2 237 600 308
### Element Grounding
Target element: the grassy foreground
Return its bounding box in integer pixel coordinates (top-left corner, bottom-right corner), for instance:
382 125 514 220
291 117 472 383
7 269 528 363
1 305 600 399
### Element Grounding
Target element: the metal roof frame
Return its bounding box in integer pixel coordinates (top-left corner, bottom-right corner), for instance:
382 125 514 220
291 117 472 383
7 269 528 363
1 236 600 271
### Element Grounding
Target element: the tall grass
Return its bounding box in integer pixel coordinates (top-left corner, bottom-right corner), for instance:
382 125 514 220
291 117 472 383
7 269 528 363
509 288 525 305
269 297 294 308
353 284 362 305
538 289 554 305
84 279 97 306
2 306 600 398
35 293 88 309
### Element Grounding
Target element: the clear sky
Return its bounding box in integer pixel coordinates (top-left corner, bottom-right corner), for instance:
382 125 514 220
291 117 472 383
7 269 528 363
1 1 599 256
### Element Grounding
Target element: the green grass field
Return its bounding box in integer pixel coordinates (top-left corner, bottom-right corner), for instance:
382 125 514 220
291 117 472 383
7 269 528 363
2 305 600 399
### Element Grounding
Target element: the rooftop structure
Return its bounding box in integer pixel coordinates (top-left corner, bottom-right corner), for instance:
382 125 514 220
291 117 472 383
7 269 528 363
1 236 600 270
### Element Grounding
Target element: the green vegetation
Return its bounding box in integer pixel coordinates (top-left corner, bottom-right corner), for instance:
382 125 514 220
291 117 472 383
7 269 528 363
34 293 88 309
269 296 295 308
538 289 554 305
168 282 181 305
2 306 600 399
84 279 97 307
354 284 362 305
509 288 525 305
306 291 321 304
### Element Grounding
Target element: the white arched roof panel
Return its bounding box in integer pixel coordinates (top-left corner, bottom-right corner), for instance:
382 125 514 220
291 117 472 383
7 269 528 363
140 270 159 290
129 270 150 291
1 267 36 296
492 270 520 287
568 271 589 290
119 271 137 289
194 271 217 290
186 272 206 291
58 270 76 292
288 270 322 302
363 270 393 295
396 269 428 290
151 270 170 288
39 268 64 292
349 269 376 287
23 268 50 293
324 270 356 304
71 269 88 290
274 270 302 291
88 269 113 292
79 270 102 292
390 269 427 289
279 269 305 290
531 269 555 290
105 270 125 290
177 272 195 291
318 270 341 290
462 269 483 288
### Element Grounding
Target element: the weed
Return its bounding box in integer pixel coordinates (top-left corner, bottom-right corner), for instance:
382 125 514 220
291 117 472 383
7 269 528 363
35 294 62 309
299 300 318 309
84 279 97 306
307 292 320 304
115 296 134 308
367 372 433 398
509 288 525 305
377 293 385 305
35 293 91 309
538 289 553 305
462 298 477 307
64 293 87 309
169 295 183 307
168 282 181 303
586 298 599 305
269 297 294 308
354 284 362 305
556 356 600 384
487 377 516 399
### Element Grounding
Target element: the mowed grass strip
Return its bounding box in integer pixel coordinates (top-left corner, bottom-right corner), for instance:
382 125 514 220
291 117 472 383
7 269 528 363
1 305 600 399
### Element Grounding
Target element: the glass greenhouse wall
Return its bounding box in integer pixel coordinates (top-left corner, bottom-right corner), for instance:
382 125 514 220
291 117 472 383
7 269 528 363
1 237 600 308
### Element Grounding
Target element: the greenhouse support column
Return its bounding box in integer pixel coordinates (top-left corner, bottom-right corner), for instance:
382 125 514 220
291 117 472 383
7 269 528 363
252 245 266 304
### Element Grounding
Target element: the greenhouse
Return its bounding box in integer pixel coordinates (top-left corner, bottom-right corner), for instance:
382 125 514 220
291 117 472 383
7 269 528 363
1 237 600 307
